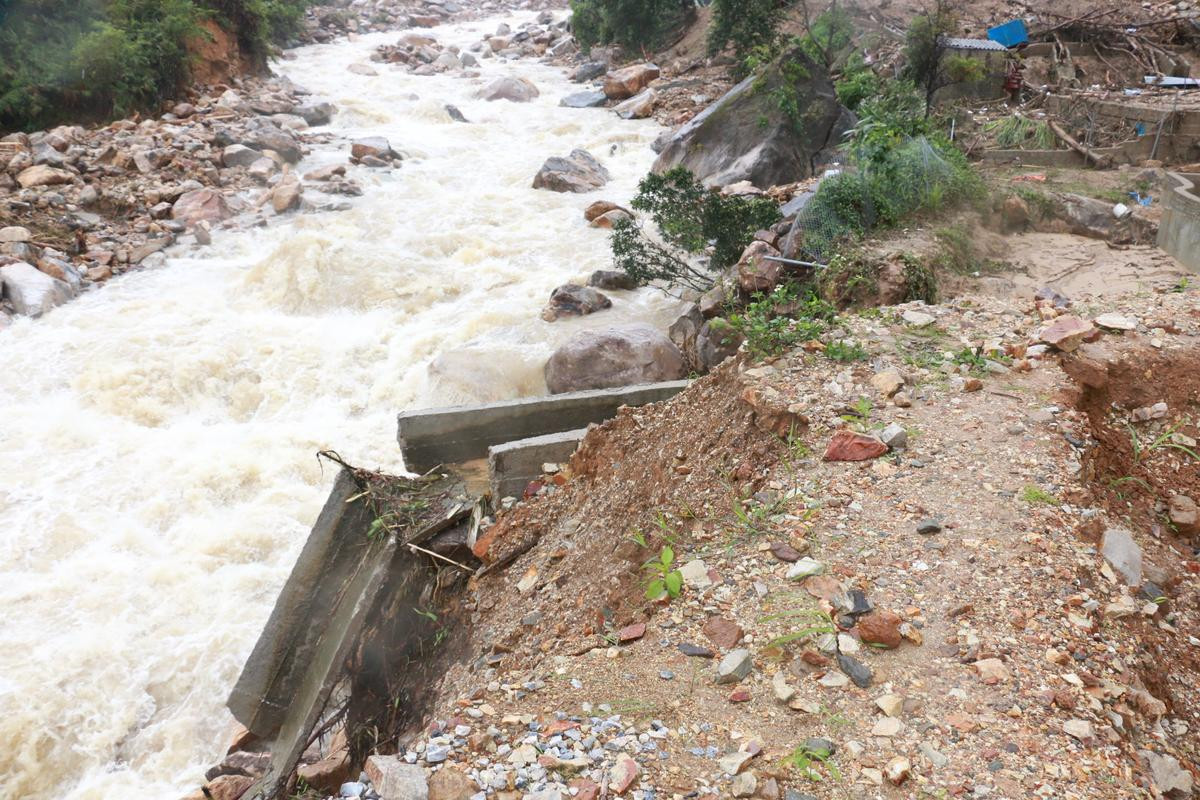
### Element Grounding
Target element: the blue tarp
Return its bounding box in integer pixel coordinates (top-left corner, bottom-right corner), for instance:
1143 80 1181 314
987 19 1029 48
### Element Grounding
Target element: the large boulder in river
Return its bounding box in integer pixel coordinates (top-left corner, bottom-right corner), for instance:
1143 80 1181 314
604 63 660 100
589 270 638 291
532 149 610 193
560 91 608 108
542 283 612 321
614 88 657 120
544 323 685 394
653 47 853 188
477 76 539 102
0 261 75 316
351 137 398 161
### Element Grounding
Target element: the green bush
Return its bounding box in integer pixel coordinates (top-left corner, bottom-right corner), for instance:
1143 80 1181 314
845 78 933 165
943 53 985 84
0 0 312 131
793 80 980 261
569 0 692 54
727 282 836 360
611 166 782 292
833 55 877 112
206 0 312 57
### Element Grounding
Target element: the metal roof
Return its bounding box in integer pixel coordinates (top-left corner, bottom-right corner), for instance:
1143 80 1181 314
940 36 1008 51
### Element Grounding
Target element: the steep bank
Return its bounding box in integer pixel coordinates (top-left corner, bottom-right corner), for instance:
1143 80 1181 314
0 10 686 800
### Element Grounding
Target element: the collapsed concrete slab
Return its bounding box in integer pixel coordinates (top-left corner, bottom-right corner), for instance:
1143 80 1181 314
228 464 471 798
397 381 688 473
488 428 586 500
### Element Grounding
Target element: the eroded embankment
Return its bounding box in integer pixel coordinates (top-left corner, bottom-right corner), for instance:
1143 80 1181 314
341 294 1198 800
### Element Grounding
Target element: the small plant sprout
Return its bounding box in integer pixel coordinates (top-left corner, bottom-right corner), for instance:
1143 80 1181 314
729 491 790 543
785 421 811 459
643 544 683 601
781 738 842 783
952 346 989 375
760 607 836 649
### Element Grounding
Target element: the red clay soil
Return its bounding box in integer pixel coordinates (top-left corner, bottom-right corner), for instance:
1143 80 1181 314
1063 339 1200 537
470 361 785 654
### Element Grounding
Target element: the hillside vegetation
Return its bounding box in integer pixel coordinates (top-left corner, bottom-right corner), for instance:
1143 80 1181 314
0 0 311 131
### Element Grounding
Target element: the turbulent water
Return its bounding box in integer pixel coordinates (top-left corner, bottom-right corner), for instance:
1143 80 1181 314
0 14 679 800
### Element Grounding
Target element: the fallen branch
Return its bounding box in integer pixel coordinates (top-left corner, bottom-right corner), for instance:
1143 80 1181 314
1047 118 1112 168
407 542 474 572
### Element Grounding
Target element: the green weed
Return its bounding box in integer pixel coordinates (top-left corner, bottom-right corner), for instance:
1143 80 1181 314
1129 422 1200 465
825 340 868 362
1020 485 1060 506
727 282 837 360
760 607 835 649
781 739 842 782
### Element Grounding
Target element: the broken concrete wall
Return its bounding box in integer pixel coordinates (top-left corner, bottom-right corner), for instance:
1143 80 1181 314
1159 172 1200 273
226 468 397 797
229 469 386 738
227 465 471 798
488 428 586 500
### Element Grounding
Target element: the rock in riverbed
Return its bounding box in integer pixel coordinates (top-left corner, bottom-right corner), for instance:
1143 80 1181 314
532 149 610 193
0 261 76 316
544 324 685 394
542 284 611 321
603 63 660 100
477 76 539 102
561 91 608 108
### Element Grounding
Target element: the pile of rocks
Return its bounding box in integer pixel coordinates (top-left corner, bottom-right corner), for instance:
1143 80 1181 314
0 73 347 321
345 701 673 800
367 11 573 75
466 13 575 62
559 62 661 119
303 0 463 43
372 32 482 74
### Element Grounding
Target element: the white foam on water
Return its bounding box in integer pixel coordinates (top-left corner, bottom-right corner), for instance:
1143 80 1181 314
0 13 680 799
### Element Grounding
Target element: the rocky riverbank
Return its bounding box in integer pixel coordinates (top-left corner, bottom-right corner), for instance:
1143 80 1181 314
0 0 568 327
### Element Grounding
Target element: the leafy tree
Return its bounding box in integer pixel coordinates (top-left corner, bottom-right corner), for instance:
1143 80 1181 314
707 0 782 66
794 1 854 70
611 167 782 292
0 0 312 131
570 0 693 55
902 0 959 114
790 77 979 260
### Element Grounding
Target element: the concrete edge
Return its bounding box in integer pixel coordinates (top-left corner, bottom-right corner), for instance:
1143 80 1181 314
397 380 689 472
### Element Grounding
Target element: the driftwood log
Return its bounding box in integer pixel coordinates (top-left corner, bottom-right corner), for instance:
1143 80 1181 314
1047 118 1113 169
